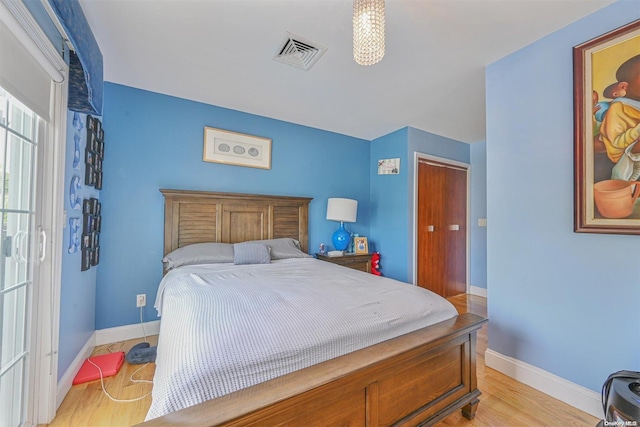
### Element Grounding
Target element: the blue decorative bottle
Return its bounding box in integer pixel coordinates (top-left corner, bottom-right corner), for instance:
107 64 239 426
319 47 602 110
332 222 350 251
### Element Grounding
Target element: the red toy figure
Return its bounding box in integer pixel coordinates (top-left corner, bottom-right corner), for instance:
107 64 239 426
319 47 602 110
371 252 382 276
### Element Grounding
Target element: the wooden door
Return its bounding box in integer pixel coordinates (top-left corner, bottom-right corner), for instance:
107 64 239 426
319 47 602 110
417 162 446 296
417 160 467 297
445 167 467 296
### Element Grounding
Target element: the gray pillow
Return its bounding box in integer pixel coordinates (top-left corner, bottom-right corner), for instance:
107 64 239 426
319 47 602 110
233 242 271 265
162 243 234 270
246 238 311 260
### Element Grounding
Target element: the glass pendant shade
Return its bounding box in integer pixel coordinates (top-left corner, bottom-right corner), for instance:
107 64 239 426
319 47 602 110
353 0 385 66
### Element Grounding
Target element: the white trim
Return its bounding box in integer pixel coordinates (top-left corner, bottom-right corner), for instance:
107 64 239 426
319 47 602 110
0 1 69 424
54 320 160 410
469 286 487 298
485 349 602 419
56 333 95 409
35 80 68 423
95 320 161 346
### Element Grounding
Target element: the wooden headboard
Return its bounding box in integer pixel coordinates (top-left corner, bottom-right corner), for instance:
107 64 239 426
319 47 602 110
160 189 313 256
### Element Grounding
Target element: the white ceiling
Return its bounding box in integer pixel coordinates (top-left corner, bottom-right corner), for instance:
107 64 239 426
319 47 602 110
79 0 614 143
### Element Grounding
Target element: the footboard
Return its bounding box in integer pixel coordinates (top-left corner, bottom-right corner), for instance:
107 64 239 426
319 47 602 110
140 313 487 427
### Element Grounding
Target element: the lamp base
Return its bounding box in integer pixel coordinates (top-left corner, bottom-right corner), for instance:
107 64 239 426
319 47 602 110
332 222 350 251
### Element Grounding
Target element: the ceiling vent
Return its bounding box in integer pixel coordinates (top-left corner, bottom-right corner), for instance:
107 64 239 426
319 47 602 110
273 32 327 71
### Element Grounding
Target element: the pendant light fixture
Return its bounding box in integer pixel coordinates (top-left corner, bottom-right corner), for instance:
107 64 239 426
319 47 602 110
353 0 385 66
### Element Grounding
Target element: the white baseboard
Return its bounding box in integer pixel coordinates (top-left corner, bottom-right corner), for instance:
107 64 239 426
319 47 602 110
55 320 160 409
485 349 602 419
469 285 487 298
56 333 95 409
95 320 161 346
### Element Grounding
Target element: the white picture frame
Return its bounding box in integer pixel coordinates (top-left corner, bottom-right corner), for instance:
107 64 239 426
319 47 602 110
204 127 272 170
378 158 400 175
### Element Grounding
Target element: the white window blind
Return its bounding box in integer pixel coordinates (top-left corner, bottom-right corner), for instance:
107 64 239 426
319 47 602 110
0 6 59 121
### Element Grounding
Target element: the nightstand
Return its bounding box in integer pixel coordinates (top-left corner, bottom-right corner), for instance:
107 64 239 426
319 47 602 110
315 253 371 273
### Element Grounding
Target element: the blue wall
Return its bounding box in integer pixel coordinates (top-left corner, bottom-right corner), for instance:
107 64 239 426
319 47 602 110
59 111 99 380
470 141 487 289
486 0 640 393
96 83 370 329
368 127 471 283
96 83 480 330
406 128 471 283
369 128 409 281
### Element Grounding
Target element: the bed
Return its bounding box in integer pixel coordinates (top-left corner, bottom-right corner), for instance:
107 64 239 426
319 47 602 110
140 189 487 426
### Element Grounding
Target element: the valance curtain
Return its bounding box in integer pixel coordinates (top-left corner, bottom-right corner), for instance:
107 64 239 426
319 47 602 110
47 0 103 115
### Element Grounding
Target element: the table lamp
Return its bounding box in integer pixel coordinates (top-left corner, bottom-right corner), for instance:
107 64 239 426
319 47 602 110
326 198 358 251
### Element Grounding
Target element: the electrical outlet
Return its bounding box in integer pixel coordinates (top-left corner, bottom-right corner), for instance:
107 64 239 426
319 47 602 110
136 294 146 308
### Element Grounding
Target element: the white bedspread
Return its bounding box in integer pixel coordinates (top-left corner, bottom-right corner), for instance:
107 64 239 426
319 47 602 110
146 258 457 420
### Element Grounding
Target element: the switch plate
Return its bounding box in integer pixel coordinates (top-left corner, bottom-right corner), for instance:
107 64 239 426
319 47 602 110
478 218 487 227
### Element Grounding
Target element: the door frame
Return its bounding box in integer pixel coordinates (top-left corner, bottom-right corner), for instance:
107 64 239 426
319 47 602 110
30 78 67 425
412 152 470 292
1 0 68 424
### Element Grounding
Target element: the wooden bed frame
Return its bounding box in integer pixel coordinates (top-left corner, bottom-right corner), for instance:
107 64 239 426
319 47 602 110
142 189 487 427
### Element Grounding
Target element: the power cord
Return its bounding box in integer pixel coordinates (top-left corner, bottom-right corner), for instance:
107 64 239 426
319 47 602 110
140 306 147 343
86 359 152 403
87 305 154 403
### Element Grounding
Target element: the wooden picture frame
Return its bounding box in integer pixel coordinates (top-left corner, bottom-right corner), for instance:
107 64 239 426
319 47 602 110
354 236 368 254
203 127 271 170
573 19 640 235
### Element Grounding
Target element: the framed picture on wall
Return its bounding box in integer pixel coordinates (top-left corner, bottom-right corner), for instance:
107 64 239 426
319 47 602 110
81 234 91 250
85 164 95 186
573 19 640 235
90 247 100 266
95 172 103 190
378 158 400 175
85 150 95 166
83 213 93 233
81 249 91 271
203 127 272 170
90 197 99 214
90 231 99 248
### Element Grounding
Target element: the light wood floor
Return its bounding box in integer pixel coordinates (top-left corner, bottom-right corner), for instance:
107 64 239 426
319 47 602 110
438 294 598 427
45 294 599 427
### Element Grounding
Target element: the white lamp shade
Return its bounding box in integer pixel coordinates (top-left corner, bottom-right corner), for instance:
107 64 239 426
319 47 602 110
326 198 358 223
